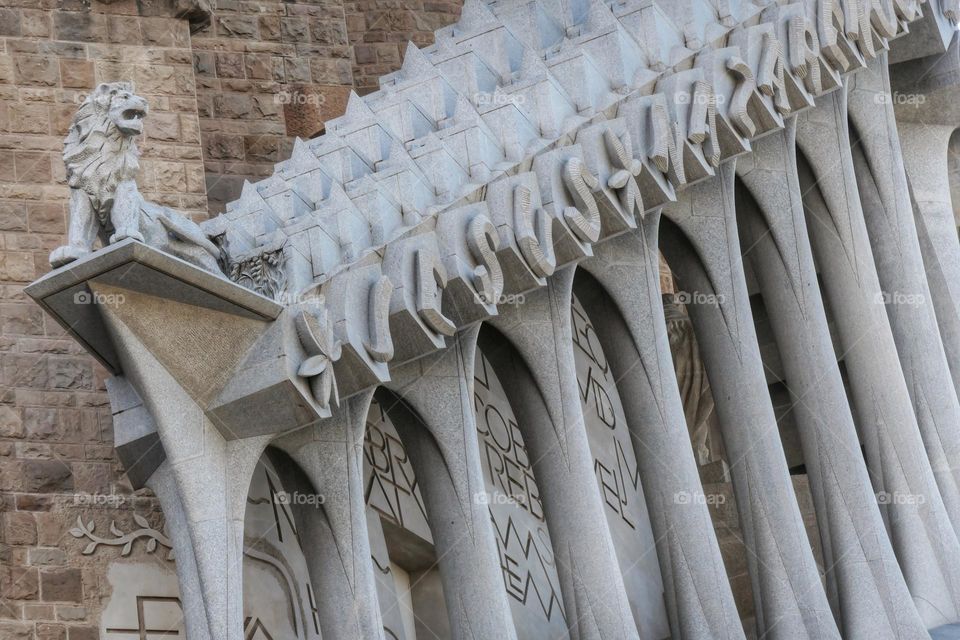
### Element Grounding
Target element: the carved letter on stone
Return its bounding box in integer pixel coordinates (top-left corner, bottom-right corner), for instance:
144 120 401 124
726 56 758 138
365 276 395 363
415 248 456 337
295 301 342 411
467 214 504 306
789 15 823 94
514 185 557 278
603 129 646 218
758 32 792 115
689 81 721 167
561 157 602 243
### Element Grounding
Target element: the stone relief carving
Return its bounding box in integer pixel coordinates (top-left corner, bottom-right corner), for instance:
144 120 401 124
69 514 174 560
473 351 568 638
221 237 289 300
363 401 432 542
243 457 322 640
44 0 922 388
294 299 341 411
570 294 669 638
665 298 721 466
100 563 184 640
50 82 222 274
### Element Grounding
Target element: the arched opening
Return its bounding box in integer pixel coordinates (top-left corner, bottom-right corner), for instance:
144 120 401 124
365 392 451 639
653 217 755 630
566 276 670 638
471 333 569 639
242 449 323 639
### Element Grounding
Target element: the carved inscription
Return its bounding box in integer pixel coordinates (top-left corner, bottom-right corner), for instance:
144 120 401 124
570 295 669 638
244 458 323 640
364 401 433 543
474 351 567 637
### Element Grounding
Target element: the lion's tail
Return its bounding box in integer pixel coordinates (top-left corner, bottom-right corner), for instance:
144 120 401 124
156 213 220 258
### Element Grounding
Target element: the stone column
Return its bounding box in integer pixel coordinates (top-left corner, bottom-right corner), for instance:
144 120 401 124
579 212 744 640
386 327 518 640
897 122 960 399
795 85 960 628
487 267 642 640
736 121 927 636
659 163 839 639
146 461 213 640
846 53 960 532
96 289 269 640
271 390 385 640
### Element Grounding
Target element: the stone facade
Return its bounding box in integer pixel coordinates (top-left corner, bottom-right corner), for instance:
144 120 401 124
0 0 455 637
9 1 960 640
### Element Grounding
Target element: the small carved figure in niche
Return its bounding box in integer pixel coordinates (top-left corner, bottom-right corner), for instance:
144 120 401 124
50 82 222 274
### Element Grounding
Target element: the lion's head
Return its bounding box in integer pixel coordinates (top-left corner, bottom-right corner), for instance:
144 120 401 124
64 82 149 206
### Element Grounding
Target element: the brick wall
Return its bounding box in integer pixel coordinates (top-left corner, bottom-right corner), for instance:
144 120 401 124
0 0 465 636
0 2 204 637
191 0 357 214
345 0 463 94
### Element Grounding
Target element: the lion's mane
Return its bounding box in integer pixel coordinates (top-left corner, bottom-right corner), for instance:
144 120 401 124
63 83 141 213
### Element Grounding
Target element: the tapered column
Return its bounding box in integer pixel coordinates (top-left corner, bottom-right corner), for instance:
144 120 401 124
96 288 269 640
146 461 213 640
660 163 839 639
386 327 518 640
579 212 744 640
272 390 385 640
897 122 960 399
795 85 960 628
847 54 960 532
736 122 927 637
487 267 641 640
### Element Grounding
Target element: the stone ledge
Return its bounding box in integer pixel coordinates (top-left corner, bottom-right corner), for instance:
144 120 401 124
24 239 281 373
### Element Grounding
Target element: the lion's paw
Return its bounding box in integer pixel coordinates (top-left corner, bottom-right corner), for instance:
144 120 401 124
49 245 90 268
109 229 146 244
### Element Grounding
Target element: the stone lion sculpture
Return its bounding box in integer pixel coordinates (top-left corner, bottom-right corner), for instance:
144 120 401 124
50 82 222 274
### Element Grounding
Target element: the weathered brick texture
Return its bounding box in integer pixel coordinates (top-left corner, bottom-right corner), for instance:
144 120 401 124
345 0 463 94
0 0 470 634
192 0 357 213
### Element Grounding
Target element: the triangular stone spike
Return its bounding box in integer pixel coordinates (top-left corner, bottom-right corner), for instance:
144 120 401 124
343 90 378 122
400 41 436 80
456 0 500 35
